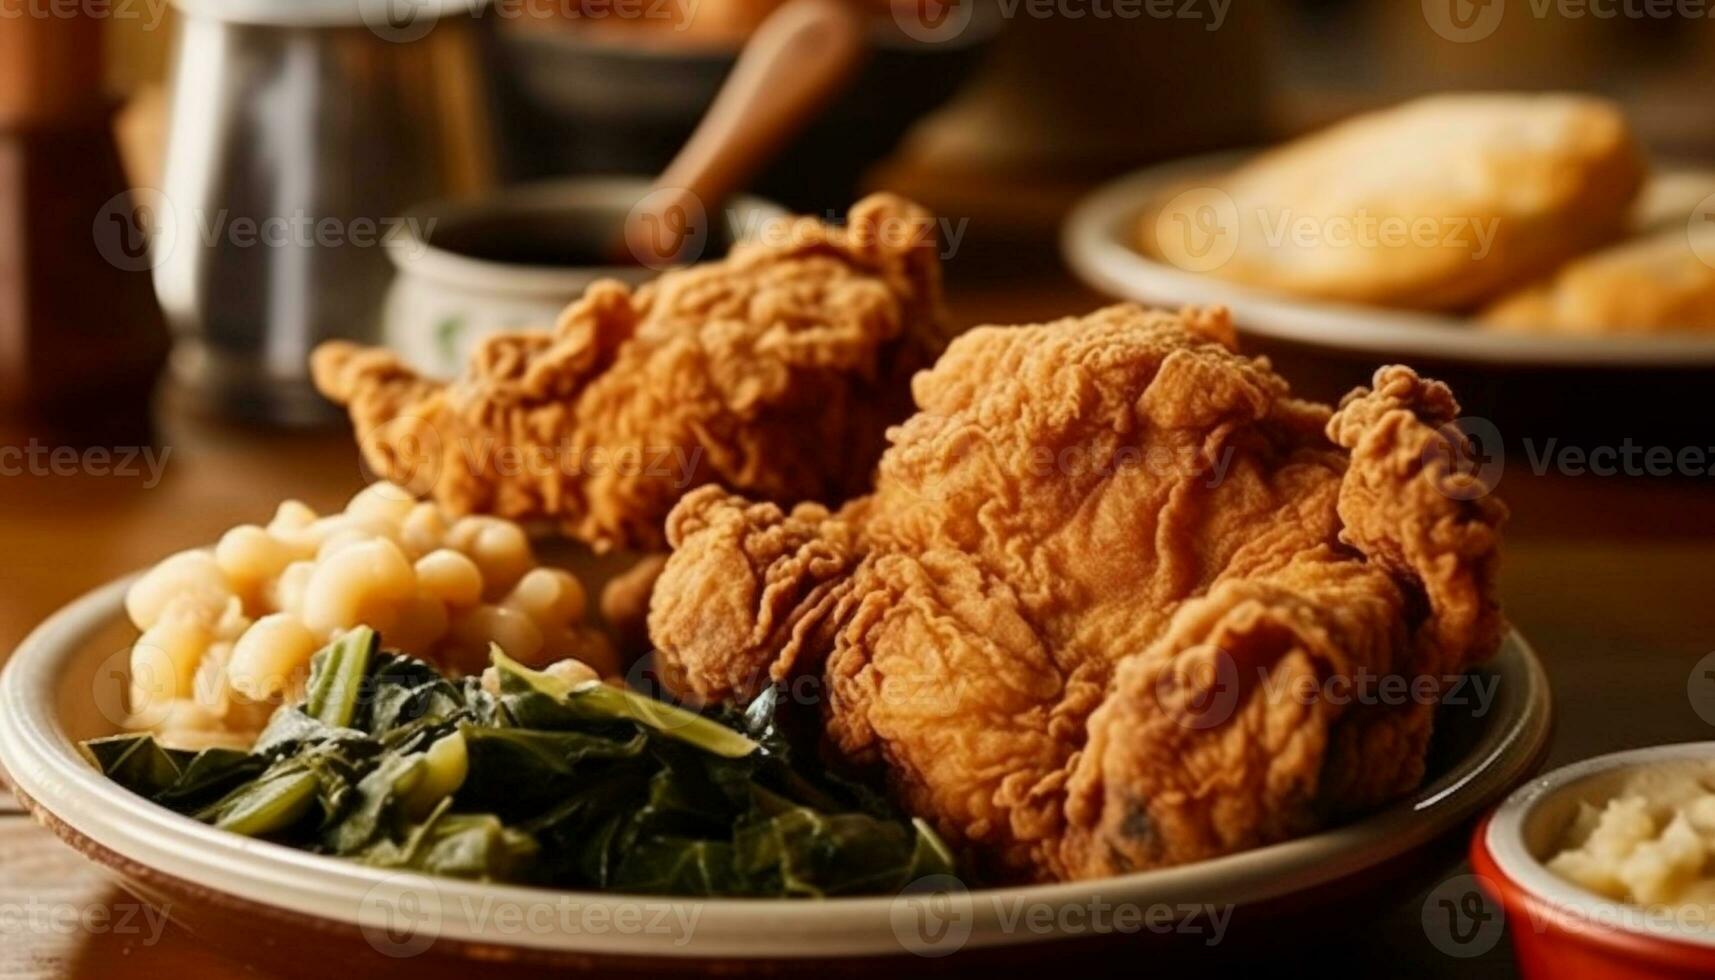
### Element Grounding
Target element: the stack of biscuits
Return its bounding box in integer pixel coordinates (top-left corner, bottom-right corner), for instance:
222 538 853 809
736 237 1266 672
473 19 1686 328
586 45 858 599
1138 93 1715 335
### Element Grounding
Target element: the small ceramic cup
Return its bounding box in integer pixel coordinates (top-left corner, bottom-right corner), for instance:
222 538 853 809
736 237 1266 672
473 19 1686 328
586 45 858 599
381 177 786 376
1473 743 1715 979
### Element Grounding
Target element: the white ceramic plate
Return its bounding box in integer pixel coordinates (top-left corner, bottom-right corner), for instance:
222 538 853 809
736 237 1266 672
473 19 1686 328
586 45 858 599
0 575 1551 967
1062 154 1715 367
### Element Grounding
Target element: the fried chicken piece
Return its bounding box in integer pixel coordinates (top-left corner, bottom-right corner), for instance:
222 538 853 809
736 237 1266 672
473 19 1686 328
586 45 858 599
648 305 1506 881
312 194 948 552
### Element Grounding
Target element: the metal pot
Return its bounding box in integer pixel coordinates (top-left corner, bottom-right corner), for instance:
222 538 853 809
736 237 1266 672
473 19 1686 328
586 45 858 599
152 0 494 424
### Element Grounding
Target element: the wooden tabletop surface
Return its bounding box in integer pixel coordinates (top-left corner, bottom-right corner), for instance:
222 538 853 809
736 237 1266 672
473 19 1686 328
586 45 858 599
3 269 1715 978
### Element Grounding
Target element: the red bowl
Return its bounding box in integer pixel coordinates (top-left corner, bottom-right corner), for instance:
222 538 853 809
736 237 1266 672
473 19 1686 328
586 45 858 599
1471 744 1715 980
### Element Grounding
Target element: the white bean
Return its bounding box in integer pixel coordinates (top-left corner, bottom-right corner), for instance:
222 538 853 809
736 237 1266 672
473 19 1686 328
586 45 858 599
309 515 401 558
542 658 599 687
399 503 449 559
448 517 533 599
214 525 296 590
317 527 377 559
210 596 252 643
228 613 319 701
125 550 232 631
541 628 619 678
301 538 415 637
193 641 235 716
132 612 210 702
414 549 483 608
267 500 318 534
345 482 417 527
303 514 398 552
506 568 587 629
269 560 316 618
123 483 608 747
150 700 256 752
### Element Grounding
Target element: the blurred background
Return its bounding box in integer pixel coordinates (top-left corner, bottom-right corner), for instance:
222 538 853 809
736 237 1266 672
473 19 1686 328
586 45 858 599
6 0 1714 441
5 5 1715 976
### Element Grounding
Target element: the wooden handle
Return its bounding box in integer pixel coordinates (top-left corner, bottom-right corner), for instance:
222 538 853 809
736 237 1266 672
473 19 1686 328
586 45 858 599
622 0 867 265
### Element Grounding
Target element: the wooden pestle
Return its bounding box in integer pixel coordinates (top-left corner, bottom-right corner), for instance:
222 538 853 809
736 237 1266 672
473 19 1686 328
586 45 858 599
618 0 867 267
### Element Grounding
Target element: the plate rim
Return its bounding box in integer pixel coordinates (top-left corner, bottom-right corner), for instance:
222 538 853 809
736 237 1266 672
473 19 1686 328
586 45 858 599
0 574 1552 959
1061 153 1715 368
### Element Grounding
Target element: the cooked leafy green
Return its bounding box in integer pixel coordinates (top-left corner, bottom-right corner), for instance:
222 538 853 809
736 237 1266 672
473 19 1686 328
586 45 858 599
82 631 954 897
489 647 758 759
303 626 378 728
79 736 264 810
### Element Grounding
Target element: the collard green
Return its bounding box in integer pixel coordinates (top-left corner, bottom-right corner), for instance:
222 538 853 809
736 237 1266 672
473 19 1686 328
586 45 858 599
83 630 955 897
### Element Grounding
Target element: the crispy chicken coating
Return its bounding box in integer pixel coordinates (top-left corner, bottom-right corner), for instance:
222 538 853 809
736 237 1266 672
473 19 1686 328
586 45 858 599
647 305 1506 881
312 194 948 552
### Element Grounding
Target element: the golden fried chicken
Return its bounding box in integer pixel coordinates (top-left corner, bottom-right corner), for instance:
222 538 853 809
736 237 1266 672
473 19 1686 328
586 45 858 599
312 194 948 552
647 305 1506 882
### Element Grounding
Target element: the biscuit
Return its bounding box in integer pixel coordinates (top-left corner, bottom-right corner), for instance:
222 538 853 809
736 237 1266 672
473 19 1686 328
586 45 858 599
1141 93 1646 311
1480 175 1715 335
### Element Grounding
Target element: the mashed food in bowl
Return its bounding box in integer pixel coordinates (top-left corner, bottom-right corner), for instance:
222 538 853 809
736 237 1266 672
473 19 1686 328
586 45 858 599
1548 761 1715 909
124 483 616 750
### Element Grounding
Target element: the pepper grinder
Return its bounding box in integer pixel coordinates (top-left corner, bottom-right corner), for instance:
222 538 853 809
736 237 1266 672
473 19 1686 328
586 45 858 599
0 12 168 447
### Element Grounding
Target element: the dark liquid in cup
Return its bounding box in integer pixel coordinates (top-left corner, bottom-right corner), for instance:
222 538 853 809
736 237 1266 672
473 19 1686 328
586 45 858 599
430 211 733 268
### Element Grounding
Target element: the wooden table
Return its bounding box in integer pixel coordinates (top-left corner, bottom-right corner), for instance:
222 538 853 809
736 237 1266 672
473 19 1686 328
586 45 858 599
4 269 1715 978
